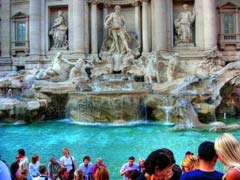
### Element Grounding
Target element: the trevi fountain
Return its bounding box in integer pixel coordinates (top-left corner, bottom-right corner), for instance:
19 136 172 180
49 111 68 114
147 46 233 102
0 0 240 179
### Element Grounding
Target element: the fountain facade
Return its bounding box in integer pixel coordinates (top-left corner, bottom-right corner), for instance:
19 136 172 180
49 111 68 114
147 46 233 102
0 0 240 130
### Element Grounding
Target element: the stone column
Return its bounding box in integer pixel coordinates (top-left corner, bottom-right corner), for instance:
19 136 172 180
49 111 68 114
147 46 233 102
90 1 98 54
133 2 141 49
203 0 217 49
195 0 204 48
153 0 168 51
142 0 149 52
1 0 11 57
103 4 109 39
29 0 42 56
72 0 85 53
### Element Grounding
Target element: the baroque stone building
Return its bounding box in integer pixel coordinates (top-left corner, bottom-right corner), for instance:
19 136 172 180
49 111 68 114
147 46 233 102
0 0 239 72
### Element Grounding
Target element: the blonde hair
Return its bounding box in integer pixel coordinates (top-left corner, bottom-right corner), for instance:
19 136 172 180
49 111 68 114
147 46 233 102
74 169 84 180
215 133 240 168
181 152 198 172
94 166 109 180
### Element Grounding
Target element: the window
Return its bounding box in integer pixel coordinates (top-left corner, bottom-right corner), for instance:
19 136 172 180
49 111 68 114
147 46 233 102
16 21 26 41
224 13 235 33
11 12 29 56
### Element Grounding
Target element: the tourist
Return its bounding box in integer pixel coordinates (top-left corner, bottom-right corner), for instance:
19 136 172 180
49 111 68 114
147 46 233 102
0 159 11 180
180 141 223 180
32 164 51 180
10 161 22 180
91 157 106 176
17 149 29 180
78 155 93 180
60 147 76 180
127 170 140 180
48 156 60 180
215 133 240 180
93 166 109 180
74 169 84 180
138 158 145 173
181 151 198 173
29 154 40 179
56 167 70 180
137 148 181 180
120 156 139 180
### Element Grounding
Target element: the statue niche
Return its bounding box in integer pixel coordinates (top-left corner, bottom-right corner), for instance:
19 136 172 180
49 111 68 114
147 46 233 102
174 4 195 46
49 10 68 50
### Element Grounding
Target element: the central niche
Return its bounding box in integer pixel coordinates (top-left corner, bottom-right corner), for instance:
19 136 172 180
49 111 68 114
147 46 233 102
173 0 195 47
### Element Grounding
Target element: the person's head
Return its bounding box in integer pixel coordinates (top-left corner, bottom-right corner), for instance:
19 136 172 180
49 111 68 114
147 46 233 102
181 151 198 173
10 161 19 177
94 166 109 180
198 141 217 162
114 5 121 15
127 170 140 180
50 156 57 164
62 147 70 156
96 157 103 166
38 164 47 175
74 169 84 180
32 154 39 164
17 149 25 157
15 155 21 163
83 155 91 166
58 167 69 179
139 158 145 168
128 156 135 166
144 148 176 180
215 133 240 167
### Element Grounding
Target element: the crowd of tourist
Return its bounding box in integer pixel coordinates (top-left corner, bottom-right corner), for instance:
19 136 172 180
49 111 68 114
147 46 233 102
0 133 240 180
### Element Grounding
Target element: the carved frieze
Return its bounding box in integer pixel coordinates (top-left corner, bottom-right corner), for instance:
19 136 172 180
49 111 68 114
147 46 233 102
88 0 141 5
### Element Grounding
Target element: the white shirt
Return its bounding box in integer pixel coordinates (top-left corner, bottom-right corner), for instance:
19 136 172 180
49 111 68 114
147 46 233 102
60 155 75 170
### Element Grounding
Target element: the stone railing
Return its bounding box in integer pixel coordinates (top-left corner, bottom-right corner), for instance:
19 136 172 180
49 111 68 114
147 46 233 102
88 0 141 5
219 33 240 50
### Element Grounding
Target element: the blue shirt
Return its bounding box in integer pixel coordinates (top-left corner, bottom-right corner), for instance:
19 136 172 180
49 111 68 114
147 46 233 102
120 163 139 180
0 160 11 180
78 162 93 179
180 169 223 180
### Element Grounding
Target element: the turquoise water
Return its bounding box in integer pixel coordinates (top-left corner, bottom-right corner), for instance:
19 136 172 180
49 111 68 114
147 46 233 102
1 119 240 179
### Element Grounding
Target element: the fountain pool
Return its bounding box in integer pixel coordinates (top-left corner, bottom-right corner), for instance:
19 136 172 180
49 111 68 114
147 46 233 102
0 119 240 179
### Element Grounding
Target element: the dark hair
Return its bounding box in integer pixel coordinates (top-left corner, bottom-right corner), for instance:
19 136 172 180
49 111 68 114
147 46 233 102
83 155 91 162
127 170 140 180
18 149 25 156
38 164 47 174
128 156 135 161
198 141 216 161
144 148 175 175
10 161 19 179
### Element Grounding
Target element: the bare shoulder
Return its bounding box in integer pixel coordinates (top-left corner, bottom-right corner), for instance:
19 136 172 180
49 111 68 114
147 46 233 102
226 168 240 180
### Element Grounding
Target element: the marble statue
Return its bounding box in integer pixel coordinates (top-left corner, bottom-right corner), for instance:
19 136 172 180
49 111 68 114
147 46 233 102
69 58 92 82
175 4 195 45
143 54 160 83
41 51 74 81
104 5 131 54
49 10 68 49
162 53 179 81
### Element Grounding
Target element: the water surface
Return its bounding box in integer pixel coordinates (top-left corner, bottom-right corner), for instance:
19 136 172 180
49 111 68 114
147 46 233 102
0 119 239 179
